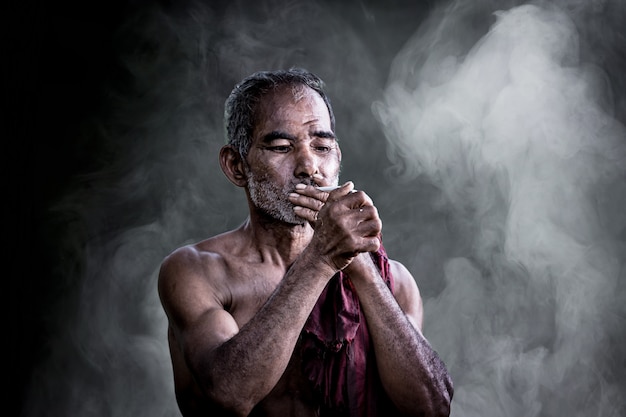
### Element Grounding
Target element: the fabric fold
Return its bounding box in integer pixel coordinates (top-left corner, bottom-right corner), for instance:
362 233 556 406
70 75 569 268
300 244 394 417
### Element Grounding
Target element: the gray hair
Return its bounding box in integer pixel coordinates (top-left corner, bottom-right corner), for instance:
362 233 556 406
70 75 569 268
224 68 336 158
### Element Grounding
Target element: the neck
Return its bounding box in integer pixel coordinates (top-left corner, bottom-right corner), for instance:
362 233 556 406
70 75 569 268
242 212 314 267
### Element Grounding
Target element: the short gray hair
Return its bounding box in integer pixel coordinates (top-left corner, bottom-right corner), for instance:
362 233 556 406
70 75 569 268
224 68 336 158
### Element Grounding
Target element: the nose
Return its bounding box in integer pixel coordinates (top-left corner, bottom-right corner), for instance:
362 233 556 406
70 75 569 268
293 145 318 179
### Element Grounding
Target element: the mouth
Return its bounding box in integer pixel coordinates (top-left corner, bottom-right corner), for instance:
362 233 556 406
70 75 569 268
293 180 316 190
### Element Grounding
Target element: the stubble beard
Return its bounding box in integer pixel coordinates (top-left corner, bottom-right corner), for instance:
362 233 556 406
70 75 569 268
245 167 307 225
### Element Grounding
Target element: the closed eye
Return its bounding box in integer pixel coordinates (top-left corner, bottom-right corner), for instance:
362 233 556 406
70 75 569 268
313 145 332 153
266 145 292 153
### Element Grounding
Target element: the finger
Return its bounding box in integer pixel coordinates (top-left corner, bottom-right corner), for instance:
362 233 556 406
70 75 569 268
354 206 382 235
356 234 381 253
356 214 383 238
345 202 377 230
289 192 326 212
365 236 381 252
295 183 332 202
325 182 356 201
332 189 374 211
293 206 320 223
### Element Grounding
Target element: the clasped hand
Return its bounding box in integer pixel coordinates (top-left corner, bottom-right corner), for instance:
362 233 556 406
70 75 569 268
290 181 381 271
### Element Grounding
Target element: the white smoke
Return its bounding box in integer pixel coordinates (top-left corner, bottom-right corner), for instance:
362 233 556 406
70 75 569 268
375 2 626 416
21 1 626 416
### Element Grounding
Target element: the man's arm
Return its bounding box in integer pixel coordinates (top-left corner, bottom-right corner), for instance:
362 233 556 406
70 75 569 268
158 244 336 416
345 254 454 417
291 183 453 417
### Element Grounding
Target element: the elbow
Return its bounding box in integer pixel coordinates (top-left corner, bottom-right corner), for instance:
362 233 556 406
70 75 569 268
204 387 256 417
434 396 452 417
409 374 454 417
222 400 256 417
217 400 256 417
397 387 453 417
432 374 454 417
415 392 452 417
175 380 256 417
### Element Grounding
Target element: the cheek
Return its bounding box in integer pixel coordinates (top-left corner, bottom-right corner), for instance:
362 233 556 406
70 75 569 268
246 153 274 173
247 156 293 182
324 152 342 171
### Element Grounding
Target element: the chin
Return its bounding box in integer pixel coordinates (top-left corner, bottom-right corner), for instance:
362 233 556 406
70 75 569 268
258 207 305 226
280 215 307 226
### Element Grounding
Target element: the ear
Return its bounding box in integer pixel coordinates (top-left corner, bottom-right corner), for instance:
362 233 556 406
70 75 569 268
219 145 247 187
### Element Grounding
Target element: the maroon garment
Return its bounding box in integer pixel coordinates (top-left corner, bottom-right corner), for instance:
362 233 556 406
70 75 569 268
301 245 395 417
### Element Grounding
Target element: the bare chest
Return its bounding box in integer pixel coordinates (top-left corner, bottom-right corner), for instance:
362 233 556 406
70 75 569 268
220 263 323 415
221 262 287 327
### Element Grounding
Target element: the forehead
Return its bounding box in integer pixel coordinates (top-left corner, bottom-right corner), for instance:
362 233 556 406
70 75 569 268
254 85 331 132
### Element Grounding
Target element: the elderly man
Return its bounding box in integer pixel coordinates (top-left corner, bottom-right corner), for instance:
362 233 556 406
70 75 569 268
158 68 453 417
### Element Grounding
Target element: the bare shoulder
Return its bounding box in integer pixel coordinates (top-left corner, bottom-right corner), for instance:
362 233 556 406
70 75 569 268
157 232 238 323
159 242 218 278
159 237 227 287
388 259 424 330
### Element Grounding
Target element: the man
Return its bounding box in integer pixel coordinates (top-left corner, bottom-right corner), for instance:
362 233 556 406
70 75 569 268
158 68 453 417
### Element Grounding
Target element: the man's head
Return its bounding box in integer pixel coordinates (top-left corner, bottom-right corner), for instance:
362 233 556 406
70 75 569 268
224 68 336 158
220 68 341 225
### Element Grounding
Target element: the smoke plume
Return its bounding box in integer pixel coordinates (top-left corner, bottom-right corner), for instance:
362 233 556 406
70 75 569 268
375 1 626 416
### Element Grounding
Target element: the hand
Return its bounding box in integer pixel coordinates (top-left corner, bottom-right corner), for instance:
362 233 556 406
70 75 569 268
290 182 382 270
289 183 333 227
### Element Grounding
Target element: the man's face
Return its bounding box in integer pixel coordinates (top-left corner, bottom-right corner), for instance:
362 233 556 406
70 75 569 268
244 85 341 224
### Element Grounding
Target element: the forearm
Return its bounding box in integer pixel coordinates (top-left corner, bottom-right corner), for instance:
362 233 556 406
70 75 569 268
349 257 453 417
194 253 336 414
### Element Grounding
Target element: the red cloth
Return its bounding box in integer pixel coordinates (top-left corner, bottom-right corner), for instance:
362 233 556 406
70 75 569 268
301 245 395 417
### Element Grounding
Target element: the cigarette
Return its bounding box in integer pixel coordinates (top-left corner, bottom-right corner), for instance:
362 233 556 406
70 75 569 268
316 185 342 192
316 185 358 192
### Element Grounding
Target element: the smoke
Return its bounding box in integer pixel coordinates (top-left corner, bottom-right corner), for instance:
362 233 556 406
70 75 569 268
22 0 625 416
374 1 626 416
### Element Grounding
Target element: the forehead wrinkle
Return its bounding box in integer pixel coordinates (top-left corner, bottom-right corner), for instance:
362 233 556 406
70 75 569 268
253 86 331 140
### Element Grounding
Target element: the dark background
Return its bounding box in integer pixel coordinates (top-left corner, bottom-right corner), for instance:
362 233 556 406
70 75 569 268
8 0 626 416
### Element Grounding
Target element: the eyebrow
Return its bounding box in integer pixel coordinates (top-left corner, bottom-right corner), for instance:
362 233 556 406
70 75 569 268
312 130 337 140
261 130 336 143
262 131 297 143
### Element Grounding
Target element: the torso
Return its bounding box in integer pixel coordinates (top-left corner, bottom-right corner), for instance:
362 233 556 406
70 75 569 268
248 346 319 417
168 229 323 416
